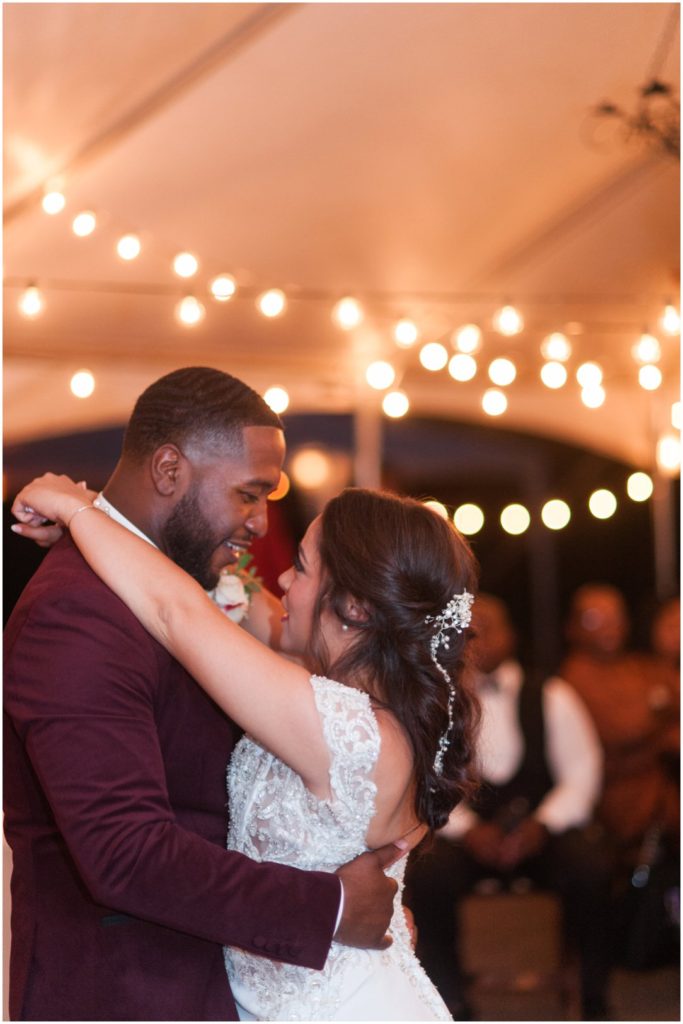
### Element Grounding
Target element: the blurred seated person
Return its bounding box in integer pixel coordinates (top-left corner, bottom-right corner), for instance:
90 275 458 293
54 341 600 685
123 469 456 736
406 594 611 1021
561 584 679 864
647 595 680 783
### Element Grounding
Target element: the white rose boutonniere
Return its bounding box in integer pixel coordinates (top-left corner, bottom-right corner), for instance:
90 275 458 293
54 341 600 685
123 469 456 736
208 552 263 624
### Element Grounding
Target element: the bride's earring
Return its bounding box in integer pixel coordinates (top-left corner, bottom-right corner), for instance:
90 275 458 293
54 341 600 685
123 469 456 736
341 623 349 632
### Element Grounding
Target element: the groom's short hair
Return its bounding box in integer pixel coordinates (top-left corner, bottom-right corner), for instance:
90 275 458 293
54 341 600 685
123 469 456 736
122 367 282 461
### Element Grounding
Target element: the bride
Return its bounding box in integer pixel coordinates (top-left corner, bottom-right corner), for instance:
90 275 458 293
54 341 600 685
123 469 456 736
13 475 479 1022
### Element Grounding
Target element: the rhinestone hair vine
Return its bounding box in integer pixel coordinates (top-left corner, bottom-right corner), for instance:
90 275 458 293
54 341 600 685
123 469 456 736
425 590 474 776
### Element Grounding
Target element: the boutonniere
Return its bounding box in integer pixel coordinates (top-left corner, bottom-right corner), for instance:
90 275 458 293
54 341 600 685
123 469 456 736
208 552 263 623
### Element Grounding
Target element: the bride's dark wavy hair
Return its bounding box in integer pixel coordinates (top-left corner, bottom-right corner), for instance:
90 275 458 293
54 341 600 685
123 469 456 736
307 487 480 831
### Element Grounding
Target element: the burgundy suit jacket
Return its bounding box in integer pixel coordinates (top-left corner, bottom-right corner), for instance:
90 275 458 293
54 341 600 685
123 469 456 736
4 535 340 1021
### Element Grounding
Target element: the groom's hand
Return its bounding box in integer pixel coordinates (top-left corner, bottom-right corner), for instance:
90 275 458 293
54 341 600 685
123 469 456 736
333 840 406 949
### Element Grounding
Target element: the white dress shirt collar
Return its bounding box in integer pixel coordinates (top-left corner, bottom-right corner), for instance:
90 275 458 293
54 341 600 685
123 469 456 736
93 493 157 547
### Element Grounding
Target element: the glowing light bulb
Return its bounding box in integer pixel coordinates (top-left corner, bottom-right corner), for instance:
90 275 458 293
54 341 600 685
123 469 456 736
581 385 606 408
493 304 523 336
365 361 396 390
116 234 141 260
393 319 418 348
19 285 43 318
382 390 410 418
264 387 289 414
638 365 662 390
632 333 661 364
482 388 508 416
452 324 482 353
672 402 681 431
576 362 603 388
540 361 568 389
210 275 236 301
448 354 477 382
332 297 363 329
627 472 653 502
500 503 530 535
258 289 286 318
540 333 571 362
453 504 484 536
424 500 449 520
488 357 517 386
72 211 96 237
268 471 291 501
419 342 448 371
589 489 617 520
173 252 199 278
42 190 65 215
176 296 205 326
290 448 330 489
656 434 681 475
541 499 571 530
661 304 680 335
70 370 95 399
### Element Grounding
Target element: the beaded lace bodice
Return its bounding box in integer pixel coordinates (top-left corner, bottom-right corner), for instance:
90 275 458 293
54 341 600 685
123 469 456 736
224 675 450 1021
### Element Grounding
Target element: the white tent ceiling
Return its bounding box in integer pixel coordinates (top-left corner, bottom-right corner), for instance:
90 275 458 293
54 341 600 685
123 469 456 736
4 2 680 468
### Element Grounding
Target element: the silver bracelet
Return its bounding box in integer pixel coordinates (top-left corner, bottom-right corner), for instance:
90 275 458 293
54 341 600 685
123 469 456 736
67 504 101 529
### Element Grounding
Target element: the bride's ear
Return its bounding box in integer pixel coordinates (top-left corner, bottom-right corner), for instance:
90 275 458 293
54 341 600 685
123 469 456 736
150 444 188 497
344 596 370 625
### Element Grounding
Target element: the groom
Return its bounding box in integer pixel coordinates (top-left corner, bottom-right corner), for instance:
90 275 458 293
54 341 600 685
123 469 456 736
4 367 399 1021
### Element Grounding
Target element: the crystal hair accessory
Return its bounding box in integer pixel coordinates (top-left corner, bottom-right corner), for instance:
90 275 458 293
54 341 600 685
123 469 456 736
425 590 474 776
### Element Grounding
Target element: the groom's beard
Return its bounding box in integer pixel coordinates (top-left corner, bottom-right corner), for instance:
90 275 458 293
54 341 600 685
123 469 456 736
161 485 221 591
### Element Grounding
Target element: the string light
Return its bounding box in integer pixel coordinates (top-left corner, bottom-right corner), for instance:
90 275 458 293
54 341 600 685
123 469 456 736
42 190 65 215
638 364 662 390
632 333 661 364
263 386 289 414
589 489 617 519
210 275 236 301
488 358 517 386
332 297 363 329
540 361 568 389
448 354 477 382
258 289 286 318
419 342 448 371
627 472 654 501
500 503 530 535
290 448 331 489
116 234 141 261
268 471 291 501
576 362 603 388
672 402 681 430
393 319 419 348
19 285 43 318
540 332 572 361
581 385 606 408
72 211 96 237
454 503 484 535
492 304 523 336
451 324 482 353
382 390 410 418
175 296 205 326
656 434 681 475
365 361 396 390
661 303 680 335
70 369 95 398
424 500 449 520
173 252 199 278
482 388 508 416
541 499 571 530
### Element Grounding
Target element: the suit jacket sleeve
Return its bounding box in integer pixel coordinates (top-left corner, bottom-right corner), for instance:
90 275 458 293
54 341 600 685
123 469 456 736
4 568 340 969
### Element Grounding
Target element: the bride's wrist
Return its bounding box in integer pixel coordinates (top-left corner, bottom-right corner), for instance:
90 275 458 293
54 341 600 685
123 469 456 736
64 497 98 529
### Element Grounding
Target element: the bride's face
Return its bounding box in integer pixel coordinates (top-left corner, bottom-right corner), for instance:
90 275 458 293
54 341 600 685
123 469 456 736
278 516 340 659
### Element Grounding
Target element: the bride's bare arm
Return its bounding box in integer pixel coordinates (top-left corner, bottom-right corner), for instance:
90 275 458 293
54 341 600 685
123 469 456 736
12 475 330 795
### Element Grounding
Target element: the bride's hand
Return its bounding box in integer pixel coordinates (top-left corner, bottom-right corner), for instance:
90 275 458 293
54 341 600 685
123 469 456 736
11 474 96 533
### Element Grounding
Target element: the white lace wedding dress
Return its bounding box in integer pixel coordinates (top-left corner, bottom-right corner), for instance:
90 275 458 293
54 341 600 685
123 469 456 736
224 674 451 1021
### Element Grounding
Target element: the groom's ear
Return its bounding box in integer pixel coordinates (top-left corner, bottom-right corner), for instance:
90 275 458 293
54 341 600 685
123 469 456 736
150 444 189 497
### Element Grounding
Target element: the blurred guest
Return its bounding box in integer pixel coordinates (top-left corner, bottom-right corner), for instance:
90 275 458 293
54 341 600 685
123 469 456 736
561 584 679 859
406 594 611 1020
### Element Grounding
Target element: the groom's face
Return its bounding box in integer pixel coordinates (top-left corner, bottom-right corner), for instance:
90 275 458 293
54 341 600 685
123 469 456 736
160 425 285 590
